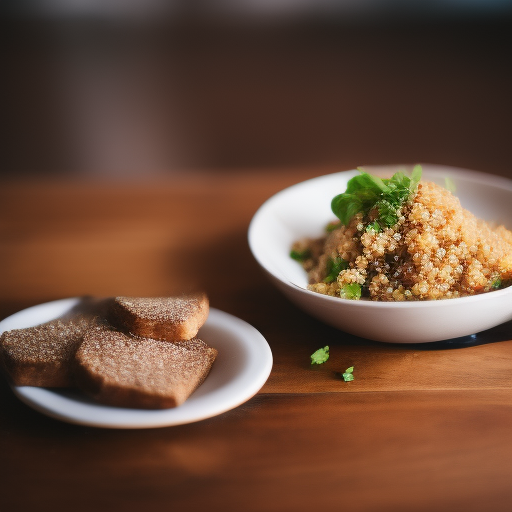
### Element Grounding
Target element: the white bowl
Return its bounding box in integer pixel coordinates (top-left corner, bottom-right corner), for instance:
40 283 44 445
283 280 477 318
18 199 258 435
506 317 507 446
248 164 512 343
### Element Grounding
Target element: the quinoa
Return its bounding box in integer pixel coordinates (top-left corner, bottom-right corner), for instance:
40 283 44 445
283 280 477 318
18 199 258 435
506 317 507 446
292 180 512 301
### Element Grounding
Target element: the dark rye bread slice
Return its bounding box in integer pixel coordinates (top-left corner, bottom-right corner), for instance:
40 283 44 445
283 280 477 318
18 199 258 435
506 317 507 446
0 316 95 387
108 293 209 342
73 324 217 409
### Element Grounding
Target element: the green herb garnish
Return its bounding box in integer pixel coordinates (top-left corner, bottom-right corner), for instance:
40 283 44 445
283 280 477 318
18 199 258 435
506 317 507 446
311 346 330 365
366 221 381 233
342 366 354 382
341 283 362 300
444 176 456 193
323 257 349 283
491 277 502 290
377 199 401 228
331 165 422 227
290 249 311 262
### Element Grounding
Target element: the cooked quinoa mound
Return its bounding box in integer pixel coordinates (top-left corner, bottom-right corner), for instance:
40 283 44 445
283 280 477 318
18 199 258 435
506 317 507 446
293 180 512 301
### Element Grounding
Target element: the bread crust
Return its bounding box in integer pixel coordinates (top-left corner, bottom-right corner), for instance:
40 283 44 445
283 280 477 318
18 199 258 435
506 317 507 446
0 316 94 387
73 324 217 409
108 293 209 342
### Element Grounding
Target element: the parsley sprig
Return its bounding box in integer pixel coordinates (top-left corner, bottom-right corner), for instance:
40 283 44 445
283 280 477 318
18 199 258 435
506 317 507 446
310 348 355 382
341 283 361 300
331 165 422 228
491 277 502 289
323 257 349 283
310 346 329 365
342 366 354 382
290 249 311 262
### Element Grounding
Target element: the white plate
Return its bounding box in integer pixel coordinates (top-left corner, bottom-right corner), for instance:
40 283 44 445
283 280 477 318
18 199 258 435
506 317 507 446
0 298 273 428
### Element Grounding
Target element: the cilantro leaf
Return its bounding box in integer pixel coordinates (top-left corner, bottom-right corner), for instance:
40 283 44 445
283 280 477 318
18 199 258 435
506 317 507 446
341 283 362 300
331 166 422 227
323 257 349 283
377 199 400 228
331 193 367 226
311 346 330 365
348 170 389 194
342 366 354 381
491 277 502 290
290 249 311 262
366 221 381 233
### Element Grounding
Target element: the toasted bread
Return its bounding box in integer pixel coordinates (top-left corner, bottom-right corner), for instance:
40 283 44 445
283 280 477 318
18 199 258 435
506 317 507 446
108 293 209 342
0 316 94 387
73 324 217 409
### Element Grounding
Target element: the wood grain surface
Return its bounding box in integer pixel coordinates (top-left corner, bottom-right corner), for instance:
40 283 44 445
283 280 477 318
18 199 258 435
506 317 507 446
1 169 511 512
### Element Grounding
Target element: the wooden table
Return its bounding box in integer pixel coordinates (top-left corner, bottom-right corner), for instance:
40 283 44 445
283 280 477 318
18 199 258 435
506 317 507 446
1 169 511 512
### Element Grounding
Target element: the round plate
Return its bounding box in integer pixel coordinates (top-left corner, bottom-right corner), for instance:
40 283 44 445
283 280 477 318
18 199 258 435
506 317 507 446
248 164 512 342
0 298 273 428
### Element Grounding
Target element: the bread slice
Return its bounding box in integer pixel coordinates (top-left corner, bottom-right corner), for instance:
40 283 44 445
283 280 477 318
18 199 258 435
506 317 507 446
108 293 209 342
73 324 217 409
0 316 94 387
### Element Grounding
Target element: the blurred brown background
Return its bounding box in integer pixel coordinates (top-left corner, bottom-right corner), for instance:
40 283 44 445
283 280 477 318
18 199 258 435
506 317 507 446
1 1 512 179
2 6 512 512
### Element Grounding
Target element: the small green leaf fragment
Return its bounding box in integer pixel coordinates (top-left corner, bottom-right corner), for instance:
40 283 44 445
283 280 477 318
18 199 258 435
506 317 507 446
444 176 456 193
491 277 502 290
290 249 311 262
410 165 423 192
366 221 381 233
311 346 330 365
341 283 362 300
323 257 349 283
342 366 355 381
377 199 399 227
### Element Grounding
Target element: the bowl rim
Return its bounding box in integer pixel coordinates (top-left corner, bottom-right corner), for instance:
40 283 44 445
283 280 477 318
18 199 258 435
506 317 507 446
248 163 512 309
